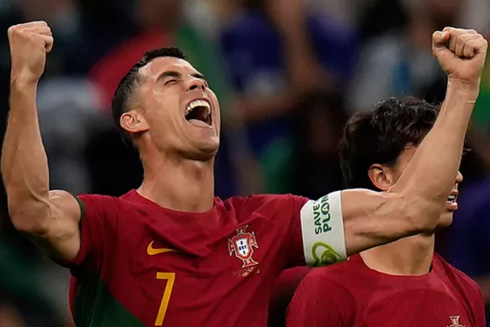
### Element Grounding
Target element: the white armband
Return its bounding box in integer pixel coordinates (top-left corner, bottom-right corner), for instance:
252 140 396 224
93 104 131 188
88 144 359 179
300 191 347 267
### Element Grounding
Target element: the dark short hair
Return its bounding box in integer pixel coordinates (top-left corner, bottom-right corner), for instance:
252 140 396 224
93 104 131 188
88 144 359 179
338 97 439 190
111 47 188 145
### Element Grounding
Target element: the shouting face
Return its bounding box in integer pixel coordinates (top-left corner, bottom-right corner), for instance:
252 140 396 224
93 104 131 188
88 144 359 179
122 56 221 160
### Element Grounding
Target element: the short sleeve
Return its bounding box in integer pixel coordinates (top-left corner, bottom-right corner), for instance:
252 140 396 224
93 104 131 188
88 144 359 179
63 194 120 270
286 268 353 327
299 192 347 267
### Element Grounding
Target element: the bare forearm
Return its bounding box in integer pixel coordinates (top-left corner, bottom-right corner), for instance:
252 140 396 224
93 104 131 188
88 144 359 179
392 81 477 227
1 81 51 220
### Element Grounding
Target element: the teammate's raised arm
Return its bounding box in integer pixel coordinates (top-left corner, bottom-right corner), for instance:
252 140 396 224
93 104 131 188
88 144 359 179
1 22 82 261
340 28 487 255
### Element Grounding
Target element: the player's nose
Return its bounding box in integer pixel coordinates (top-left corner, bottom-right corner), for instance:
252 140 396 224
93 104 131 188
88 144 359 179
455 171 463 184
187 77 206 92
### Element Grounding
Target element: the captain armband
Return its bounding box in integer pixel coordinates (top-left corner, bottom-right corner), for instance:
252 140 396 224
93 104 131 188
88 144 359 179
299 191 347 267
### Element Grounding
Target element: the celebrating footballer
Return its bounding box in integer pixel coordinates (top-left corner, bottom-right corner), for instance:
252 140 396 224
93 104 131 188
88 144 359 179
2 19 487 327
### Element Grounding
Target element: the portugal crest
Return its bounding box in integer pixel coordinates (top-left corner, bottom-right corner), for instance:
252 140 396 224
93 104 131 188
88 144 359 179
448 316 465 327
228 225 259 268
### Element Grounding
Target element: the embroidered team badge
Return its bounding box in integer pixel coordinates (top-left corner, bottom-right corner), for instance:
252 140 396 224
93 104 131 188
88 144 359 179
228 225 259 268
448 316 465 327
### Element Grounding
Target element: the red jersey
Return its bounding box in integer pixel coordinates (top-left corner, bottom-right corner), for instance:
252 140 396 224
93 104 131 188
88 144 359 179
65 190 347 327
286 253 486 327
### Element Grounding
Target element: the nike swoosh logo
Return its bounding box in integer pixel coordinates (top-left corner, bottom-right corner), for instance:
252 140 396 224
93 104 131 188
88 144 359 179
147 241 177 255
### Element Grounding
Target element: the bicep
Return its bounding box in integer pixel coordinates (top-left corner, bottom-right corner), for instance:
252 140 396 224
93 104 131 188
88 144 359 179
340 189 416 256
27 190 82 262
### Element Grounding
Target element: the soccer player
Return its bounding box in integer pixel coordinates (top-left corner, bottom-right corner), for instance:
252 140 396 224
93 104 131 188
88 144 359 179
286 98 486 327
2 21 487 327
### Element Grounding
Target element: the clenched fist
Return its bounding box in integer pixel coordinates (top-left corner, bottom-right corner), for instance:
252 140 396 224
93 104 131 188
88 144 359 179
433 27 488 89
8 21 54 84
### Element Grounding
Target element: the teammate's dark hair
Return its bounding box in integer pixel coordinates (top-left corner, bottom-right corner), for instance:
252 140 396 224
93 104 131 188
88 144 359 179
338 97 439 190
111 47 188 145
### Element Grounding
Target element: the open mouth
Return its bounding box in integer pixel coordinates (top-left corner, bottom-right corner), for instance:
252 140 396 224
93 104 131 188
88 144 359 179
447 194 457 203
446 191 459 211
185 99 212 126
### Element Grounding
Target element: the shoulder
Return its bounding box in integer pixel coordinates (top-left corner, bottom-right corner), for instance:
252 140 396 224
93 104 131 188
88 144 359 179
434 254 482 297
224 194 309 213
288 261 359 324
78 190 142 218
298 257 364 297
78 193 121 210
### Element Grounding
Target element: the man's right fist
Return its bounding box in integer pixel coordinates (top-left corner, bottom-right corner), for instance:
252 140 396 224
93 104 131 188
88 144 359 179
8 21 54 84
432 27 488 90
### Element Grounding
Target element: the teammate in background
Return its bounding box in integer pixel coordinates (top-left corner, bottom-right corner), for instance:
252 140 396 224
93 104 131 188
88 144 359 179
286 97 486 327
2 21 486 327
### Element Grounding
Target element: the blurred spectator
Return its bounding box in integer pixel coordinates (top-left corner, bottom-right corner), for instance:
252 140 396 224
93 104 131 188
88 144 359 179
89 0 230 113
220 0 357 193
38 78 103 194
0 304 26 327
356 0 407 41
348 0 466 112
292 91 348 199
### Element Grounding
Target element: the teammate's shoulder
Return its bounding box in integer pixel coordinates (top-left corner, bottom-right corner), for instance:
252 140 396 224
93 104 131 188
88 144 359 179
297 261 361 302
433 254 480 290
305 255 364 284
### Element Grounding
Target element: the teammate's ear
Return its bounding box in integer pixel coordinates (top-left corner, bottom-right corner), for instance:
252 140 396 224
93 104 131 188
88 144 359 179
120 110 149 134
368 164 395 191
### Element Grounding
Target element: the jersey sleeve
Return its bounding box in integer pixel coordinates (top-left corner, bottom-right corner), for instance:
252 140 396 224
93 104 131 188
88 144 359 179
298 192 348 266
285 268 354 327
62 194 120 270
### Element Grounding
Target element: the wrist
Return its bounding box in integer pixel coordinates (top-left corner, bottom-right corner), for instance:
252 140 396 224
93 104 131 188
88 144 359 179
447 78 481 100
447 77 481 92
10 75 39 89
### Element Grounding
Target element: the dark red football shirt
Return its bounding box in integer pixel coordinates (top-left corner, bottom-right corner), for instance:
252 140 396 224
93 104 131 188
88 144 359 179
286 253 486 327
67 190 311 327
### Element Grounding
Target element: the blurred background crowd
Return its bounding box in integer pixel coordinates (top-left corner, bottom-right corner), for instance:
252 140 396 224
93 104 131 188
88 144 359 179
0 0 489 326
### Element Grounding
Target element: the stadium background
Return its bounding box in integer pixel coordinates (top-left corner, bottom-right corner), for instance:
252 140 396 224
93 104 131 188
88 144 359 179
0 0 489 326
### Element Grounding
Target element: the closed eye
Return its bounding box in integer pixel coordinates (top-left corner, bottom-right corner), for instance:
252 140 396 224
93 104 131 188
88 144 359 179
164 79 178 86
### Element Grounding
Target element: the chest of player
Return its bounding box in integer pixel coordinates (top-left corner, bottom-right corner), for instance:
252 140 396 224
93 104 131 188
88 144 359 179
97 214 283 327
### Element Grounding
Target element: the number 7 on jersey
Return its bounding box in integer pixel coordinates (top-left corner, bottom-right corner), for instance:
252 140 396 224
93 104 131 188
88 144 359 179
155 272 176 326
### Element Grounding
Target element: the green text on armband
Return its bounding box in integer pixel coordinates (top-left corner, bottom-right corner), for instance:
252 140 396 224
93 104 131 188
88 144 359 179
313 194 332 234
300 191 347 267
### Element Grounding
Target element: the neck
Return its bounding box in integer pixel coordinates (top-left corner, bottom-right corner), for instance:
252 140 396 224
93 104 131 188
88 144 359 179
138 151 215 212
360 232 435 276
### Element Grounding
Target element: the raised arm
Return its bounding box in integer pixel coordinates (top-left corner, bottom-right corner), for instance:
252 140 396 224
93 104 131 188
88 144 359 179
1 21 81 261
342 28 488 255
